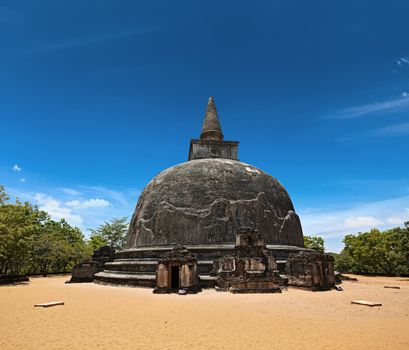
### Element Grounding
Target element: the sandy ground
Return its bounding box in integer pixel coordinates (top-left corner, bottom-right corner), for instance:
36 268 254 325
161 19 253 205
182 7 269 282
1 275 408 350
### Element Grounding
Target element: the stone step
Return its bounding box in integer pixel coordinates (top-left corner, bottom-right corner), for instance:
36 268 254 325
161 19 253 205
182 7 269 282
104 261 157 273
94 271 217 289
198 275 217 288
105 261 158 266
103 259 215 274
111 258 159 262
103 270 155 275
95 272 155 280
94 271 156 288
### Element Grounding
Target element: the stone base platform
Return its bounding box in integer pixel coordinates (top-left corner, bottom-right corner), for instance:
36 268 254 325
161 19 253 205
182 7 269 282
93 244 312 288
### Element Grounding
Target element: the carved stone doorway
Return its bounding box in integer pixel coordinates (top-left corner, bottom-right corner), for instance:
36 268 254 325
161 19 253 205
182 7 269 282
170 265 179 290
153 246 201 294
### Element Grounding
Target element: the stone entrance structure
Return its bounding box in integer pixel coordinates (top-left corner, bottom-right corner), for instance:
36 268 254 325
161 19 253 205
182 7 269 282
94 97 333 291
153 246 200 294
212 228 283 293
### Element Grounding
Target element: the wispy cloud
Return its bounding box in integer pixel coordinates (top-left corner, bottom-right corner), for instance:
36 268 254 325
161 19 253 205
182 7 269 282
60 188 82 196
78 185 139 207
396 57 409 66
344 216 383 228
387 216 404 225
366 122 409 138
323 94 409 119
66 198 110 209
12 164 21 172
22 27 153 56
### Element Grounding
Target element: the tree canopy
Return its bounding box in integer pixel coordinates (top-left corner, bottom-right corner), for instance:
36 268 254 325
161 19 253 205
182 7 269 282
88 217 128 251
304 235 325 252
0 186 90 275
0 185 131 276
335 223 409 275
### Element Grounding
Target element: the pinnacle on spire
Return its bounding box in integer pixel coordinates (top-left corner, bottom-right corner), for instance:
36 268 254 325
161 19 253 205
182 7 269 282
200 96 224 141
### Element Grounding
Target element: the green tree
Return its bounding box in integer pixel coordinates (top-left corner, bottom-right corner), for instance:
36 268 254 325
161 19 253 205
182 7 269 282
0 185 90 275
0 185 9 204
88 217 128 251
0 198 47 274
340 224 409 275
87 233 108 251
304 235 325 252
30 219 89 275
332 250 354 272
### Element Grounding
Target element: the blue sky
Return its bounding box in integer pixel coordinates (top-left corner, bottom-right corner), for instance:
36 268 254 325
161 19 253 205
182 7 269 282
1 0 409 252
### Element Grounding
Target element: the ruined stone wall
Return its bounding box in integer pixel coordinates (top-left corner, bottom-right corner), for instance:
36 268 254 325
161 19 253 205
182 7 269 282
286 251 335 291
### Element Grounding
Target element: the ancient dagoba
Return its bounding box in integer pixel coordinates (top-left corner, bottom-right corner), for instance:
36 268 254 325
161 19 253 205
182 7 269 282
94 97 331 290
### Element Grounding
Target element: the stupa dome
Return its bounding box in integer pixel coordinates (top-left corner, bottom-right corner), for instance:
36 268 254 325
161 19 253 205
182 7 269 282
94 97 307 288
127 158 304 248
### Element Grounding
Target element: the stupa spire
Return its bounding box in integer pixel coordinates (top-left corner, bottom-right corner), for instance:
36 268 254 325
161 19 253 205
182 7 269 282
188 97 238 161
200 96 224 141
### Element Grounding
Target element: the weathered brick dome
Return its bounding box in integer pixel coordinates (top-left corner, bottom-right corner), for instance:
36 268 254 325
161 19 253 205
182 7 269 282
126 158 304 248
94 97 307 287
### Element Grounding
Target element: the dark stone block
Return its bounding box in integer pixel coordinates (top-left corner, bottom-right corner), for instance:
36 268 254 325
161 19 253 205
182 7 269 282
286 251 335 291
92 246 115 269
0 274 29 285
68 262 99 283
68 246 115 283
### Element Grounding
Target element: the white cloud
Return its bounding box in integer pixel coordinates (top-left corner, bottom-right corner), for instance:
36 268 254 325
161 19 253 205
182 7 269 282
20 178 26 182
387 216 403 225
345 216 383 228
34 193 83 227
65 200 81 208
323 94 409 119
396 57 409 66
13 164 21 172
61 188 82 196
66 198 109 209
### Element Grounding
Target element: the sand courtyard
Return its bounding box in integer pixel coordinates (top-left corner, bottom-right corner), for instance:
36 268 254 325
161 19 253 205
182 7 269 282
1 275 408 350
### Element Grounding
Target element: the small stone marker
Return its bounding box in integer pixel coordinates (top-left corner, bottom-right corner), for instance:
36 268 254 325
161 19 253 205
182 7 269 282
34 301 64 308
351 300 382 307
384 286 400 289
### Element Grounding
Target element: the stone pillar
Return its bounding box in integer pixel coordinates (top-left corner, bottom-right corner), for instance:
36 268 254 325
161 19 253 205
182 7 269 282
180 264 191 288
156 263 168 288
